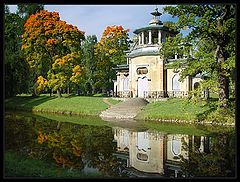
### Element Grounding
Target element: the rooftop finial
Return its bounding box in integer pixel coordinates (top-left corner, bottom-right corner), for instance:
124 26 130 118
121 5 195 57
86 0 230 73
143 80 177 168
149 7 163 25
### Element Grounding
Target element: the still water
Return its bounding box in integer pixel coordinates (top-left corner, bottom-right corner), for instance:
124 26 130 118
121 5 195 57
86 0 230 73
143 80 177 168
4 111 236 178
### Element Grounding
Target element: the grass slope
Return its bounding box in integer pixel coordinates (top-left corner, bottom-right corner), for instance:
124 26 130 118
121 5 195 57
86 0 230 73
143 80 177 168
5 95 121 116
137 98 210 122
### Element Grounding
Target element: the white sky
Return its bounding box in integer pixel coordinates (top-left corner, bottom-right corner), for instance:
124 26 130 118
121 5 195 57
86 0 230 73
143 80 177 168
7 4 190 41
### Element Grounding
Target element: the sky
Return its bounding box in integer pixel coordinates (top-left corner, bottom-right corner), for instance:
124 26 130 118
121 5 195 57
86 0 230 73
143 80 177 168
7 4 190 41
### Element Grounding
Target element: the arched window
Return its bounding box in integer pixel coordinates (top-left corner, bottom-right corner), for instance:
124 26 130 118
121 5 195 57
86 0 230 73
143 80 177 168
123 131 129 147
172 74 180 91
137 132 149 152
171 138 181 156
194 82 200 90
137 67 148 75
137 153 148 161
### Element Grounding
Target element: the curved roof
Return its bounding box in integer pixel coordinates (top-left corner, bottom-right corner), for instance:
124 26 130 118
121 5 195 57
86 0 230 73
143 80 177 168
126 46 160 58
112 64 129 71
133 25 178 35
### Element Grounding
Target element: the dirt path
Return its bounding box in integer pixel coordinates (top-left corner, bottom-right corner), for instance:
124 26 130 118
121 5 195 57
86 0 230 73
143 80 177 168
100 98 148 120
102 98 113 108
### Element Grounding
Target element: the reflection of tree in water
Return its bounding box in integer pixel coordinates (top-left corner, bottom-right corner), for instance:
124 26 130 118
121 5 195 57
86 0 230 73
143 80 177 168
36 123 126 176
179 132 235 177
5 112 127 177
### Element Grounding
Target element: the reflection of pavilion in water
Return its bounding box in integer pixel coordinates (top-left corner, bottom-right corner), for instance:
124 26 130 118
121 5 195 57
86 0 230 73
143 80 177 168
112 127 211 177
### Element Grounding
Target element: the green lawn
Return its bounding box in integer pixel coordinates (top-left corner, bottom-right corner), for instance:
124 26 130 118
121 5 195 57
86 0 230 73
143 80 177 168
137 98 212 122
137 97 235 124
5 95 234 124
5 95 121 116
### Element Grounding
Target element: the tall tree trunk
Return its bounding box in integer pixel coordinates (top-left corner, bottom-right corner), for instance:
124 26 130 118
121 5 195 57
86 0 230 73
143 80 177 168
32 87 37 97
57 89 62 98
215 45 229 108
67 86 70 95
215 5 231 108
49 88 52 97
91 85 96 95
218 72 229 108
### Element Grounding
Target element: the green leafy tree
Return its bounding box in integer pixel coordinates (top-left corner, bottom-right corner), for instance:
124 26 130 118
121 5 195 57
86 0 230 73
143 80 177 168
4 6 29 98
81 35 98 95
4 4 45 98
163 21 179 32
162 4 236 108
94 25 130 92
21 10 85 98
17 4 44 21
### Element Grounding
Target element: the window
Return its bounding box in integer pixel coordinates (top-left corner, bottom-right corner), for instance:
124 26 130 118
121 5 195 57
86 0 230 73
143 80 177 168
152 30 158 44
172 74 180 91
137 67 148 75
137 153 148 161
194 82 200 90
171 139 181 156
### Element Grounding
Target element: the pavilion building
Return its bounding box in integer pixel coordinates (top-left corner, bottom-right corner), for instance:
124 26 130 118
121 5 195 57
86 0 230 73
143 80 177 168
113 8 203 99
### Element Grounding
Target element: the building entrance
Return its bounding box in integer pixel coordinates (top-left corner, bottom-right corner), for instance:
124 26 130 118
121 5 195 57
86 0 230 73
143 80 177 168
137 77 148 97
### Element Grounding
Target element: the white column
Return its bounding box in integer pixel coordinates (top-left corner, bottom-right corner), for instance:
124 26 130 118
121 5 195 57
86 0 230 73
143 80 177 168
158 30 162 44
148 30 152 44
175 53 178 59
141 32 144 45
138 34 141 45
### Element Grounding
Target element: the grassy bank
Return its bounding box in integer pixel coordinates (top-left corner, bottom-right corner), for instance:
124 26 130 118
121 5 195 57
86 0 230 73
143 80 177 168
136 98 235 125
4 151 100 178
5 95 234 125
5 95 121 116
136 98 208 121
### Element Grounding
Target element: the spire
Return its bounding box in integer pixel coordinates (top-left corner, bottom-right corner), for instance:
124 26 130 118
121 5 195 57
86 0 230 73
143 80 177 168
149 7 163 25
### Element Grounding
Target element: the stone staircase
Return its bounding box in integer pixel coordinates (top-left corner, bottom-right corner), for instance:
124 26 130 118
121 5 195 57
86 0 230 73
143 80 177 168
100 98 148 120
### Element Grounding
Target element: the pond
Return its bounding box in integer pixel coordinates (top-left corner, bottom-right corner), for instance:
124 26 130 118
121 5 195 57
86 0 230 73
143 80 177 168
4 111 236 178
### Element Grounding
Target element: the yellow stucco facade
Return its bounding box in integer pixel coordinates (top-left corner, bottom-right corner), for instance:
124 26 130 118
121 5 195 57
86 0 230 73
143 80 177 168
129 55 164 97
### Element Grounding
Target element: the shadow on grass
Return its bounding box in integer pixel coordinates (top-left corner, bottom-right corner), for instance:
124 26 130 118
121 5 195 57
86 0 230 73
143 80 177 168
5 95 56 112
63 94 110 98
195 100 218 121
63 94 79 98
195 98 235 122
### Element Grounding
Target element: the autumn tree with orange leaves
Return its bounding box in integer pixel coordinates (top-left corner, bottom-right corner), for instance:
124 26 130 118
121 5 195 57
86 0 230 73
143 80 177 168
94 25 130 92
22 10 85 97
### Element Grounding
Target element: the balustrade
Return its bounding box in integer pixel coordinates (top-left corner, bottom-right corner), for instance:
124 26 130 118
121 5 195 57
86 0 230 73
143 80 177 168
113 90 188 98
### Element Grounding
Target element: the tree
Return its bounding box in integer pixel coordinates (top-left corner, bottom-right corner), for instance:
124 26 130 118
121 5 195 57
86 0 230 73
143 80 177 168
162 4 236 108
163 21 179 32
17 4 44 21
4 6 29 98
21 10 85 98
81 35 98 95
94 25 130 92
4 4 45 98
